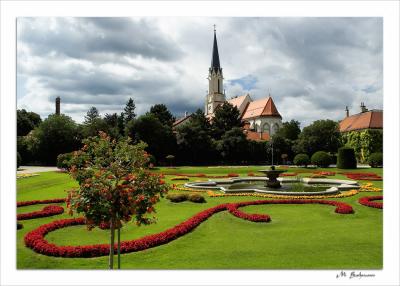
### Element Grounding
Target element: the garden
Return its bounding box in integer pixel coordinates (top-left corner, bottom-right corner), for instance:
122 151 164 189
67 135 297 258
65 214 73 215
17 165 383 269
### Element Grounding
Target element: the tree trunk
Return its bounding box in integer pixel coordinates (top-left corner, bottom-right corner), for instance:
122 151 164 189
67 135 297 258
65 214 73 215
109 218 115 269
117 226 121 269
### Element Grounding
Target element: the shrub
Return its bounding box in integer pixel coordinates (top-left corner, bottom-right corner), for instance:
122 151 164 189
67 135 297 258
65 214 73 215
368 152 383 168
188 194 206 203
56 152 73 170
166 193 188 203
17 152 22 169
337 147 357 169
311 151 331 167
293 153 310 167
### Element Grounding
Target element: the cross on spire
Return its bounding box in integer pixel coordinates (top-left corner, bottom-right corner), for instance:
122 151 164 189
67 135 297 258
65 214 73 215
213 24 216 32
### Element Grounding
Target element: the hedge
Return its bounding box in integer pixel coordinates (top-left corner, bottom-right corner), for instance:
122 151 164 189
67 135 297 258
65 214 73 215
337 147 357 169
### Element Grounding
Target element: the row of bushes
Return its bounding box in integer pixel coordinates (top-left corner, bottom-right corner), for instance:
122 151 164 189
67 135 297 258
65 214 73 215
166 193 206 203
293 149 382 169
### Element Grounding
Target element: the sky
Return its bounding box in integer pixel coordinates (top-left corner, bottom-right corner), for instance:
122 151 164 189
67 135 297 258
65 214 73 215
17 17 383 128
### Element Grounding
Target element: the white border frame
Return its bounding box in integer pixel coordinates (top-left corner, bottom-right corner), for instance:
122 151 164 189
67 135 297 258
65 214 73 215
1 1 399 285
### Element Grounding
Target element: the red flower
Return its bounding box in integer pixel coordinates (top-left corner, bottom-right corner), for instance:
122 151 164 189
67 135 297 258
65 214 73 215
358 196 383 209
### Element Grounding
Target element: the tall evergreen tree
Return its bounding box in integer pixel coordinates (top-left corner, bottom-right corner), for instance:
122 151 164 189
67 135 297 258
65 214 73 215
84 107 100 124
148 104 175 127
123 98 136 124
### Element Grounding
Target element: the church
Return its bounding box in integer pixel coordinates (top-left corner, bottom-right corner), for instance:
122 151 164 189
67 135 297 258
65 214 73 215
204 28 282 141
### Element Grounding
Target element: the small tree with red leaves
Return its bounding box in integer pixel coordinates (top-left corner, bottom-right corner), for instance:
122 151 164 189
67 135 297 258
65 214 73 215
67 132 168 269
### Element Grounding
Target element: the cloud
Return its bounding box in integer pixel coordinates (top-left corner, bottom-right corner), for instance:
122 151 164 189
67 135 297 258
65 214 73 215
17 17 382 127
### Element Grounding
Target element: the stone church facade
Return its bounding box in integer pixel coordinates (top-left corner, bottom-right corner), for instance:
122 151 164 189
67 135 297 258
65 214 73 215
204 29 282 141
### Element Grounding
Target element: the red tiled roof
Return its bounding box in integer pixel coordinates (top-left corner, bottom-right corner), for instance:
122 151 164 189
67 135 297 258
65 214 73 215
173 114 192 128
245 130 270 141
339 110 383 132
242 97 282 120
227 94 248 108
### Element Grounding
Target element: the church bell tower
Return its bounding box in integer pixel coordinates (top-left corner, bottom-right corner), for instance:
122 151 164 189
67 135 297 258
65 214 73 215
205 26 225 116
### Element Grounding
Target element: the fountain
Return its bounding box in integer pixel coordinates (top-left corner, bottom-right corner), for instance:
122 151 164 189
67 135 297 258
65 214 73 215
183 166 360 196
258 166 287 188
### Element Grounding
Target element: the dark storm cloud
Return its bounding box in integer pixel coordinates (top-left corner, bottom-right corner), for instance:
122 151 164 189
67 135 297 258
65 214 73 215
19 18 182 61
17 17 382 126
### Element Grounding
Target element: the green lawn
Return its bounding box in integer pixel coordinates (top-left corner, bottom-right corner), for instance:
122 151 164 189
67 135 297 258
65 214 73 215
17 166 383 269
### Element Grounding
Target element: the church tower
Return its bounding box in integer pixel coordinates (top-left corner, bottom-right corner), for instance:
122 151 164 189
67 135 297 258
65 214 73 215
205 27 225 116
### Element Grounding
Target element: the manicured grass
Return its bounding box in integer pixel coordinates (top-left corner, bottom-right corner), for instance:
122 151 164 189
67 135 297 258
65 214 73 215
17 167 383 269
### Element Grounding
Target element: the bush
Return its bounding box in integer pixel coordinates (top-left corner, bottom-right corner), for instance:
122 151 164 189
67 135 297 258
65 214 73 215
56 152 73 170
293 154 310 167
337 147 357 169
17 152 22 169
166 193 188 203
188 193 206 203
368 152 383 168
311 151 331 167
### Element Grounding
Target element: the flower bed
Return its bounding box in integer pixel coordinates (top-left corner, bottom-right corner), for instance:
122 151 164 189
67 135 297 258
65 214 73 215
207 189 359 200
17 198 66 207
24 199 353 258
358 196 383 209
17 205 64 220
313 171 336 176
342 172 382 181
279 173 298 177
358 183 382 192
17 173 39 179
166 173 242 179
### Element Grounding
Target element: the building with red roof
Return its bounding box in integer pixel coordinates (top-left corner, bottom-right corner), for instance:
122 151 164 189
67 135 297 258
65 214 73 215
204 28 282 141
339 103 383 132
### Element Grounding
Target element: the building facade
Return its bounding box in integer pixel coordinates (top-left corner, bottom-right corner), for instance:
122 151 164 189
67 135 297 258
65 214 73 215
204 29 282 140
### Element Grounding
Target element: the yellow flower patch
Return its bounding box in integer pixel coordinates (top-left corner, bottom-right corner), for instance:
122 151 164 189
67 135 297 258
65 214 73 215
17 173 39 179
358 183 382 192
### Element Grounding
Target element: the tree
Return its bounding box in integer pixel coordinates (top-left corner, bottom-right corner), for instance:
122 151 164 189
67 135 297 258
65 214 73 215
67 132 168 269
149 104 175 127
276 120 301 141
104 113 123 138
126 114 176 164
176 121 216 165
216 127 248 164
212 102 242 139
82 107 108 138
293 119 342 155
123 98 136 125
32 114 81 165
17 109 42 136
84 107 100 124
341 129 382 163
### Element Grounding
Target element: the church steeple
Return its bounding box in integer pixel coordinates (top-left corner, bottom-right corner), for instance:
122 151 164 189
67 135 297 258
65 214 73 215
205 25 225 116
211 26 221 73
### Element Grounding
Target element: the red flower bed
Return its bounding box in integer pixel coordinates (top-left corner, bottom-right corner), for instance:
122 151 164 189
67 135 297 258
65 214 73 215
227 173 239 177
227 204 271 222
17 198 66 207
358 196 383 209
24 199 353 258
17 205 64 220
279 172 298 177
247 172 255 177
342 172 382 181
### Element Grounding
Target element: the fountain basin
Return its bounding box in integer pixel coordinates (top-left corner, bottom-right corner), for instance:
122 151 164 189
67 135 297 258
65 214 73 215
184 177 359 196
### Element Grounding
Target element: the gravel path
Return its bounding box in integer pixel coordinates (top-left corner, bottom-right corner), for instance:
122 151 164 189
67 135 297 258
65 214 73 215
17 166 59 174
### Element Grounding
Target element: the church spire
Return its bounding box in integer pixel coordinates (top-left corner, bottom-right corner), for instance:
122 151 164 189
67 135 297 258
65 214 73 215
211 25 221 73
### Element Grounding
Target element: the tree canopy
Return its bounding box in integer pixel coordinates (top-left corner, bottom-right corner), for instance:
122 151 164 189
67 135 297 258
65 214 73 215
148 104 175 127
17 109 42 136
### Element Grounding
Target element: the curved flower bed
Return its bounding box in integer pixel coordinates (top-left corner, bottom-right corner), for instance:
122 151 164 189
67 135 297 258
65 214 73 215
24 199 353 258
358 196 383 209
359 183 382 192
17 198 66 207
342 172 382 181
206 189 359 200
17 205 64 220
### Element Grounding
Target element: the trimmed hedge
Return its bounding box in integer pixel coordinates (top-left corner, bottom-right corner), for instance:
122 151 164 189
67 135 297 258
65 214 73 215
337 147 357 169
311 151 331 167
368 152 383 168
188 194 206 203
166 193 206 203
293 153 310 167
